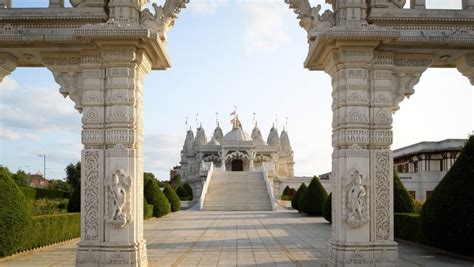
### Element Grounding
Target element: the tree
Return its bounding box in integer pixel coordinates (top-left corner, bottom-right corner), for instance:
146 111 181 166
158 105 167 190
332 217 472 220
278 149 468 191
163 183 181 212
144 178 170 217
170 174 181 190
0 166 31 256
292 183 307 211
12 170 29 187
299 176 328 216
65 162 81 189
323 193 332 223
393 170 415 213
421 137 474 255
48 179 73 192
67 185 81 212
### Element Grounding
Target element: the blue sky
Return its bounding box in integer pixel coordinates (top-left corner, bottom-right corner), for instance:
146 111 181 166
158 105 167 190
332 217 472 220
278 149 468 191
0 0 472 180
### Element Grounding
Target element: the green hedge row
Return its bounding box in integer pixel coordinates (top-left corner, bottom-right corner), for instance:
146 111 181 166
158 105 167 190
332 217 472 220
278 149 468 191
2 213 80 257
19 187 71 200
35 188 71 200
394 213 428 244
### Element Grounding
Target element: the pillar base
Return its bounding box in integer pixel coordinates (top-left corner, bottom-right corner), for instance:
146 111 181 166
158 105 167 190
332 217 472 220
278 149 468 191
329 241 398 266
76 240 148 267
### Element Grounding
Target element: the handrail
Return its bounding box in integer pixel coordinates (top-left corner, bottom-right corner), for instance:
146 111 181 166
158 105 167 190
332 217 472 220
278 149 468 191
262 164 276 211
198 162 214 210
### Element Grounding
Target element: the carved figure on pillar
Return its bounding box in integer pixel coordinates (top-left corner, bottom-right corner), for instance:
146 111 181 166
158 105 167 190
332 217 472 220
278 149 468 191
346 170 368 228
107 169 132 228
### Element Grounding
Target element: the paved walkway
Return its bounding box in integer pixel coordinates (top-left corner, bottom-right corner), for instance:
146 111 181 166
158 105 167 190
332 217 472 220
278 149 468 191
1 209 473 266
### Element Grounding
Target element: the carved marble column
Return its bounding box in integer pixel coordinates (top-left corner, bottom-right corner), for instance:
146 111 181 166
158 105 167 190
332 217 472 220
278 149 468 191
0 52 17 82
326 47 404 266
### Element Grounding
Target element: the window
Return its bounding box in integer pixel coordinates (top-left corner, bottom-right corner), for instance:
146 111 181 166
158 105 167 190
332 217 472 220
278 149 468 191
413 161 418 173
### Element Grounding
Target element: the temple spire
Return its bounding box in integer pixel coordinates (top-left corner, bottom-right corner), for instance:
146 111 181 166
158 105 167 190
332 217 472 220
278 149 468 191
216 112 220 127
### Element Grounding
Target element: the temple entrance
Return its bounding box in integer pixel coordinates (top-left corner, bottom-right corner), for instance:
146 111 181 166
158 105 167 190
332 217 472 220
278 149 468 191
231 160 243 171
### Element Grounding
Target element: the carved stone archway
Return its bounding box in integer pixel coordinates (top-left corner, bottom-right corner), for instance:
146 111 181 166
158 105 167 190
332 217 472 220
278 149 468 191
0 0 189 266
285 0 474 265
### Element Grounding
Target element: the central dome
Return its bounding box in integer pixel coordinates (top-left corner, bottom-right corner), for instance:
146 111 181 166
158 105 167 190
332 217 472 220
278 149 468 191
223 126 252 142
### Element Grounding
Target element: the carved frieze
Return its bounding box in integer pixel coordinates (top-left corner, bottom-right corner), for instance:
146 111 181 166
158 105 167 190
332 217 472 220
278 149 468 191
82 129 104 145
105 128 135 144
374 151 391 240
334 129 369 146
285 1 335 40
82 150 101 242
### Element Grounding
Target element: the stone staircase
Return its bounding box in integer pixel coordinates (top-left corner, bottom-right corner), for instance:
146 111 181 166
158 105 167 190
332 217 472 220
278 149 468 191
202 171 273 211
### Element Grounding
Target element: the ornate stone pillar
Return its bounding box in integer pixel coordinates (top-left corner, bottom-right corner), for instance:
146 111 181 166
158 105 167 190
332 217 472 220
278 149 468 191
44 48 150 266
0 53 17 82
0 0 11 8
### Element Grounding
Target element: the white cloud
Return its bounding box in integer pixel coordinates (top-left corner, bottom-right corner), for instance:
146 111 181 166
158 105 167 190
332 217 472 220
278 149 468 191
240 2 289 54
0 76 18 94
143 133 183 179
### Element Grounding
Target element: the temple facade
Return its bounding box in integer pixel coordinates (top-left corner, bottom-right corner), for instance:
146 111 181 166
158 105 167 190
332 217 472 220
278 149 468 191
178 116 295 196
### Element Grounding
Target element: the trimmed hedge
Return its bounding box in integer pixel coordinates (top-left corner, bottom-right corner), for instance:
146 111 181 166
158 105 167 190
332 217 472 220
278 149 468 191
287 188 296 197
21 186 37 200
24 213 80 251
393 170 415 213
35 188 68 200
163 183 181 212
0 167 32 257
144 200 154 220
291 183 306 211
323 192 332 223
394 213 428 244
299 177 328 216
144 179 170 217
421 136 474 255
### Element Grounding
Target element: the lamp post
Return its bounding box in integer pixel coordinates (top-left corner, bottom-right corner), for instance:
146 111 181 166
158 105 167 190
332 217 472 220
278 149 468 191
37 154 46 179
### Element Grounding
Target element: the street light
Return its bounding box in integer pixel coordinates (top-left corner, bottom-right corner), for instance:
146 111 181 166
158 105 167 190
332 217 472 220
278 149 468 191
37 154 46 179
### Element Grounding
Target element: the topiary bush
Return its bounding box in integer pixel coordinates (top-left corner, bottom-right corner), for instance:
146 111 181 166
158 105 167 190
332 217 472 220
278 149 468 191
182 182 193 200
143 199 154 220
323 192 332 223
299 176 328 216
163 183 181 212
394 213 427 244
292 183 307 211
393 170 415 213
144 179 170 217
0 166 32 257
282 185 290 197
176 186 189 200
67 185 81 212
421 137 474 255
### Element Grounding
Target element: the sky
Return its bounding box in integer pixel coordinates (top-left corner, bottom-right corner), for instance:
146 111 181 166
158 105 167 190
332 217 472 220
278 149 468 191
0 0 472 180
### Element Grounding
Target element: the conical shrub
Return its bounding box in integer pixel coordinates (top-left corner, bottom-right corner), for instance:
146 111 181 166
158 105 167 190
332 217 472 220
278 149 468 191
182 182 193 199
144 179 170 217
292 183 306 211
163 183 181 212
393 170 415 213
323 192 332 223
0 166 32 256
282 185 290 197
176 186 188 200
299 177 328 216
421 137 474 255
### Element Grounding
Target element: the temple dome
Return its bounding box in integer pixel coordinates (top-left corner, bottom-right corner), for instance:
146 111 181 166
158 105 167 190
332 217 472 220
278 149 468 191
207 137 220 146
212 125 224 143
194 126 207 148
267 126 281 149
251 124 267 146
280 129 292 151
223 126 252 142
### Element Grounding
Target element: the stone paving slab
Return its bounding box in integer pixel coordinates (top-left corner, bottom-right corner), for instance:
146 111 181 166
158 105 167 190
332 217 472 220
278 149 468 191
1 209 473 266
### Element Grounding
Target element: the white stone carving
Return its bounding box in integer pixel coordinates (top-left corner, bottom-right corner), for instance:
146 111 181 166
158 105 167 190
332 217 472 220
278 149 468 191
106 169 133 228
343 170 369 228
141 0 190 41
285 1 335 40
